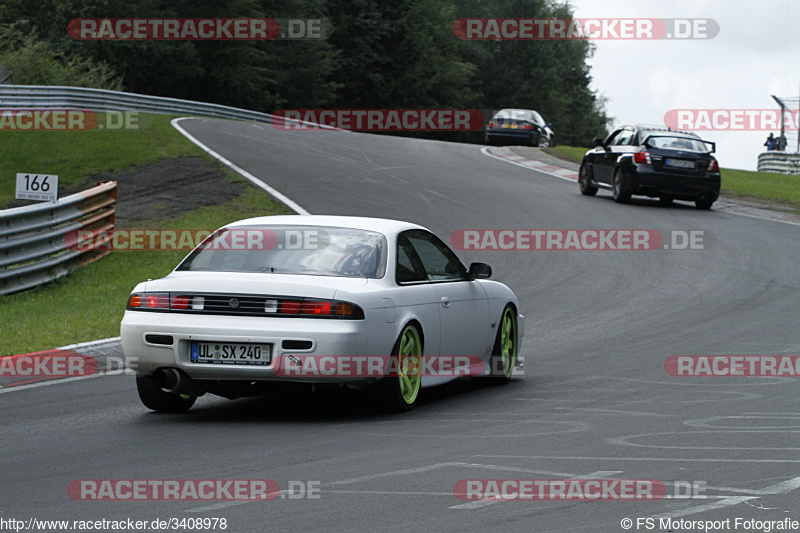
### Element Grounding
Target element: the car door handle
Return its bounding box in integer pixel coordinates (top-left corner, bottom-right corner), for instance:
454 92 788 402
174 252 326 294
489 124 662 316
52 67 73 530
440 297 450 308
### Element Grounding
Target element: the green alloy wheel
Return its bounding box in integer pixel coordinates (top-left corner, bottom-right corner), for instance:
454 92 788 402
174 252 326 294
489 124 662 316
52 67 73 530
376 323 423 411
489 306 518 384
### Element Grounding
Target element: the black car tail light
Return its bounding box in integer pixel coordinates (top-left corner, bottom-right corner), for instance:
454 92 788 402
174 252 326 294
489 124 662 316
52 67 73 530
633 151 652 165
707 156 719 172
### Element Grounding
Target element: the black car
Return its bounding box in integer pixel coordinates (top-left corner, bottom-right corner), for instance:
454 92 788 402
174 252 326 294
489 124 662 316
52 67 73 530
579 125 721 209
485 108 553 147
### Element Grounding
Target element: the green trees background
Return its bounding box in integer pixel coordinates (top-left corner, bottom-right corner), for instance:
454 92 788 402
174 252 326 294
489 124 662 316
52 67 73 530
0 0 609 144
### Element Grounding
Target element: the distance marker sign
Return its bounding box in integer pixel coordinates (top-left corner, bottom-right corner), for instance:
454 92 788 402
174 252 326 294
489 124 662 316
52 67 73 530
16 173 59 202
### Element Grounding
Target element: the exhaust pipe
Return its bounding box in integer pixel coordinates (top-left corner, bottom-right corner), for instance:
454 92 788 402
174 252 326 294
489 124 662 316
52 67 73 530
150 368 207 396
151 368 181 391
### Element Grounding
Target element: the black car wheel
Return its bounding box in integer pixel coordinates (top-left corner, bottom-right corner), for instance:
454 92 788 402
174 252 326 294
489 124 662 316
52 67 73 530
529 133 540 147
612 168 632 204
579 162 598 196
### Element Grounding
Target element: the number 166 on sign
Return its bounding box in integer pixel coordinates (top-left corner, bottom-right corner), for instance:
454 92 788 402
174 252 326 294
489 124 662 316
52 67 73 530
15 173 59 202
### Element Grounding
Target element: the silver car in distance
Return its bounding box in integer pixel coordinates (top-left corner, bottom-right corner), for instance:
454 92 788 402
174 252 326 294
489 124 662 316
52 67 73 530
121 215 524 412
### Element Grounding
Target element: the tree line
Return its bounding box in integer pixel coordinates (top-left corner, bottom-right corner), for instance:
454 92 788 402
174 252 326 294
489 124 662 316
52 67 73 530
0 0 609 145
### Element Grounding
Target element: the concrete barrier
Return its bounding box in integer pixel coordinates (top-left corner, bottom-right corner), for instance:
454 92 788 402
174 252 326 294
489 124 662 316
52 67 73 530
757 152 800 175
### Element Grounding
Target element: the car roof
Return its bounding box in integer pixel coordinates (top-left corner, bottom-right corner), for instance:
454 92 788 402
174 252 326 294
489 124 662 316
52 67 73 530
224 214 427 235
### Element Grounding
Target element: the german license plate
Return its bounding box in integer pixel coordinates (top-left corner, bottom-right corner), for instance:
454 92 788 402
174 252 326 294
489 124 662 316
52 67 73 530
665 158 695 169
190 342 271 365
503 123 518 129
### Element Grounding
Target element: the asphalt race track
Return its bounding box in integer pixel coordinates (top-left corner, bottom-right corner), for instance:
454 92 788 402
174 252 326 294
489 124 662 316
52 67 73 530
3 118 800 532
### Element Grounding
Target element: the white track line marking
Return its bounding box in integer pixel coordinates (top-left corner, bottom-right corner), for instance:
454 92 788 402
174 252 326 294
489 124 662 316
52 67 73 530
481 146 579 182
650 496 759 519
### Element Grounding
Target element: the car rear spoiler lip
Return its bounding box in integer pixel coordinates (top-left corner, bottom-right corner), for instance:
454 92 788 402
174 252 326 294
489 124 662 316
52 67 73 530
642 134 716 154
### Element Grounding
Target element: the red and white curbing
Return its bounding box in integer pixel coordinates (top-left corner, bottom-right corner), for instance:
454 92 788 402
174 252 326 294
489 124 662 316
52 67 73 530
482 146 579 181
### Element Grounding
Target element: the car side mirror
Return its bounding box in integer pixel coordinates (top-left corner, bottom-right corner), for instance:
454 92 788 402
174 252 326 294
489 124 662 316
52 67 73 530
468 262 492 280
592 137 605 148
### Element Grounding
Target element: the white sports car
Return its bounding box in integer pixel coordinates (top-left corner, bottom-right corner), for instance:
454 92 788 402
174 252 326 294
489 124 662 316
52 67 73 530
121 215 524 412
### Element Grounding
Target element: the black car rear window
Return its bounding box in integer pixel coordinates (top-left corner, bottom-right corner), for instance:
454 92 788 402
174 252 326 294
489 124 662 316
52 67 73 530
643 135 710 152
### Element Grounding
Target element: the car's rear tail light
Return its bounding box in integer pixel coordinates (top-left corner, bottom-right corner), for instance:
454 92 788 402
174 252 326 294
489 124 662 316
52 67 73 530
281 300 302 314
520 123 533 130
707 156 719 172
127 292 170 310
126 293 190 311
301 300 332 315
633 151 652 165
143 293 170 309
334 301 365 319
127 293 364 318
488 121 500 128
285 299 362 318
170 295 189 309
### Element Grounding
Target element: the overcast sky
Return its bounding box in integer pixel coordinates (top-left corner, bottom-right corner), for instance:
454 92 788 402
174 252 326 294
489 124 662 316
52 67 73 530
565 0 799 171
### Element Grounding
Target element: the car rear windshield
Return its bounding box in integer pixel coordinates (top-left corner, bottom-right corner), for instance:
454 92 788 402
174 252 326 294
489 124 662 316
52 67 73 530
494 109 534 121
175 225 388 278
644 135 711 152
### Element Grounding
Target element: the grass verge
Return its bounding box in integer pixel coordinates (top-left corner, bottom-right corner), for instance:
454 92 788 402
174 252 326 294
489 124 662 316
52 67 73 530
551 145 589 163
1 115 291 355
1 184 291 356
0 114 196 208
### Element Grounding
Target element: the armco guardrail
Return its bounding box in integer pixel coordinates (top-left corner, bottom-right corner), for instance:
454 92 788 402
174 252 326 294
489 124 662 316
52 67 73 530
0 181 116 295
0 85 275 124
758 152 800 175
